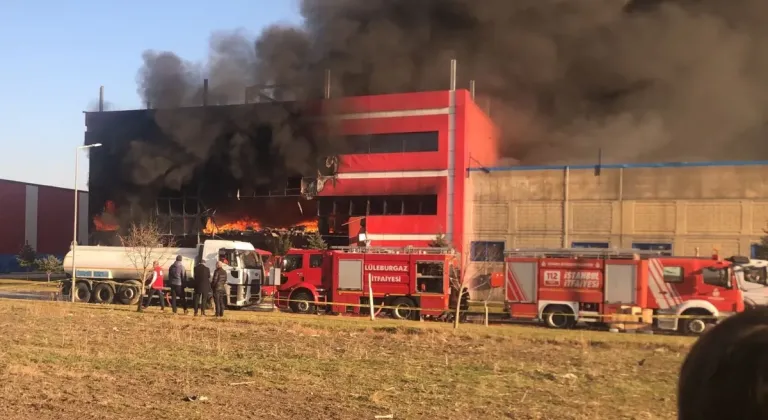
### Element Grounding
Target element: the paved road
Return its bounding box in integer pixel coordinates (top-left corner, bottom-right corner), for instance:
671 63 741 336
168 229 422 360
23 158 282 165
0 290 60 301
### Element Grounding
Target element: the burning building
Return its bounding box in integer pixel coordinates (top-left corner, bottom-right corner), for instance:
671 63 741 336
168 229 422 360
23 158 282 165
84 76 499 253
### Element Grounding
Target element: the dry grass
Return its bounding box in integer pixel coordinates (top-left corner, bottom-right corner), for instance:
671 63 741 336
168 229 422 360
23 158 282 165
0 299 692 420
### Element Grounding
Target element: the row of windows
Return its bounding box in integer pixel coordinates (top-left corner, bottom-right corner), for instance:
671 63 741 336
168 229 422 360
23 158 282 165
571 242 673 256
344 131 439 155
661 265 728 287
469 241 675 262
317 195 438 216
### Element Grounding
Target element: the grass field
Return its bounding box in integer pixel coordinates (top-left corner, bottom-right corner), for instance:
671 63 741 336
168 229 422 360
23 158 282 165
0 298 693 420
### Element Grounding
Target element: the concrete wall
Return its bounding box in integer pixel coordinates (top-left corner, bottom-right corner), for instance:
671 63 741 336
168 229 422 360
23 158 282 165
463 162 768 300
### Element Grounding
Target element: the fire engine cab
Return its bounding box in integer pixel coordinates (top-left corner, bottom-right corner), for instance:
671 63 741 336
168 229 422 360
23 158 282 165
274 246 466 320
498 248 746 335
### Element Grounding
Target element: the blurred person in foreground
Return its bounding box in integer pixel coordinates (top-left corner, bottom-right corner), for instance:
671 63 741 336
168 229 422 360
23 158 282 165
678 307 768 419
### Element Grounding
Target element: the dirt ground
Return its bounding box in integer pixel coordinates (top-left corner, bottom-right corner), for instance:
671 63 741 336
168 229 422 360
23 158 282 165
0 299 692 419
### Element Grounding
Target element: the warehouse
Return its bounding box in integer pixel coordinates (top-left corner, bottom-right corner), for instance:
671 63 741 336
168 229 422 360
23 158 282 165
465 161 768 261
0 179 88 272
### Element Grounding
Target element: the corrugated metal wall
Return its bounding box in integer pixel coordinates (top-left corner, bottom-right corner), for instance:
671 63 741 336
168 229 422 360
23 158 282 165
0 179 88 273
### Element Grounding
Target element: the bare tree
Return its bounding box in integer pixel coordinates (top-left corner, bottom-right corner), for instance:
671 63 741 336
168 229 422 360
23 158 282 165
450 251 473 329
119 219 174 312
450 246 502 329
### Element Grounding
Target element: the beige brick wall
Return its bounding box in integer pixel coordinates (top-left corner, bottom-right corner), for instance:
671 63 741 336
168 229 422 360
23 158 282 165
465 164 768 266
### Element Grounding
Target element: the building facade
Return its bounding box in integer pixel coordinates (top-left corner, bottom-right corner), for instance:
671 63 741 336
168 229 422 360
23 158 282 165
465 161 768 261
0 179 88 272
304 89 499 252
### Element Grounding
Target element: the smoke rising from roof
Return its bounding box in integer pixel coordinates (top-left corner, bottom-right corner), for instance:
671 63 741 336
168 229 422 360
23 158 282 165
134 0 768 167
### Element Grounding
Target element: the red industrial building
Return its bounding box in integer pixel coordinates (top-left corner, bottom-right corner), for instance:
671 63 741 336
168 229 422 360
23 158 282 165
304 89 499 252
0 179 88 272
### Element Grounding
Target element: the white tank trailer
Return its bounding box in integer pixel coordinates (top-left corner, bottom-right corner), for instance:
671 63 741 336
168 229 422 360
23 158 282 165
62 239 271 308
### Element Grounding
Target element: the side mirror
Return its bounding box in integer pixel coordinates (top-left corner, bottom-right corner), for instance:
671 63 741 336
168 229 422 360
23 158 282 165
490 272 504 288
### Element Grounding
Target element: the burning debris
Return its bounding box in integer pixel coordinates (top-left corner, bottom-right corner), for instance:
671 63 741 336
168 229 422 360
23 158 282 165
202 217 319 236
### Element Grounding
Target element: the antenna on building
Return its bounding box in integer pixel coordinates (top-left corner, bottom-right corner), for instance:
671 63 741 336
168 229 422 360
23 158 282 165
98 86 104 112
203 79 209 106
324 69 331 99
469 80 476 100
595 148 603 176
449 59 457 91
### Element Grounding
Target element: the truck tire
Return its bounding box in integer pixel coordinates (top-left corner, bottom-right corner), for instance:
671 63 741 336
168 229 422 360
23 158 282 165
290 291 316 314
73 282 91 303
92 283 115 304
543 305 576 329
679 309 715 336
116 281 141 305
391 297 416 321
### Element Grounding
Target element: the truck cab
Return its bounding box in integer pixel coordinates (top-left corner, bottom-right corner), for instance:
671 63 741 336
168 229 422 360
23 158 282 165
654 255 745 333
275 249 328 313
196 240 269 308
730 258 768 308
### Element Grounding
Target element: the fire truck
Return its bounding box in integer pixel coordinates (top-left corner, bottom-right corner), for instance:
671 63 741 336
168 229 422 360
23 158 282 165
273 246 467 320
498 248 747 335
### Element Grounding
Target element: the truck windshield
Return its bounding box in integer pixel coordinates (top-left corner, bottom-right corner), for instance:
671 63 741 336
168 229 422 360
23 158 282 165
743 267 768 285
240 251 263 269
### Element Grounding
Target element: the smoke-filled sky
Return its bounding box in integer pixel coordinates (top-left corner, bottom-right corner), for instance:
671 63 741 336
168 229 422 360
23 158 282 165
136 0 768 165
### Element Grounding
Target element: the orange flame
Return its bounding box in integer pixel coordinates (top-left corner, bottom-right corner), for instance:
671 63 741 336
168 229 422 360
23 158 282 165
93 216 119 231
203 217 318 235
93 200 119 231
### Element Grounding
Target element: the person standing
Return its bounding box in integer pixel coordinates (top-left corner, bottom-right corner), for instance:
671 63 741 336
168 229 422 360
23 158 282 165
142 261 165 311
192 260 212 316
211 261 228 318
168 255 189 314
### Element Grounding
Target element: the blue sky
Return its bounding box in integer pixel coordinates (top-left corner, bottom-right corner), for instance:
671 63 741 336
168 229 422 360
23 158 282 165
0 0 302 190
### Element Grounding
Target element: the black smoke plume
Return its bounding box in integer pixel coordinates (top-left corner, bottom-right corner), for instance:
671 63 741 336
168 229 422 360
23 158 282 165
132 0 768 167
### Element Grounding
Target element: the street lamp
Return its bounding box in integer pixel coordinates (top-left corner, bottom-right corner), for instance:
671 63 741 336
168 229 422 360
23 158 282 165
71 143 102 302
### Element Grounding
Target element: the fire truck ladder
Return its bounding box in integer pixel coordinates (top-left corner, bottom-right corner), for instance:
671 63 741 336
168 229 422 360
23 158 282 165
504 247 665 260
332 246 457 255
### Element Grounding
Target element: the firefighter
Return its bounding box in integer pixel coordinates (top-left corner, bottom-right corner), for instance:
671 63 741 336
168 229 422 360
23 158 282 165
211 261 228 317
142 261 165 311
168 255 189 314
192 260 212 317
678 307 768 420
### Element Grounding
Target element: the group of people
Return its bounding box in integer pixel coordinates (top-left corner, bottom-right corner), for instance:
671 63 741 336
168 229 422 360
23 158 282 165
142 256 229 317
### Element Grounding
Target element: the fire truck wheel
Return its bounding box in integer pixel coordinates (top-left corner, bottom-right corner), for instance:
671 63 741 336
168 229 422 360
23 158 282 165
116 281 141 305
92 283 115 304
390 297 416 321
73 282 92 303
543 305 576 329
290 291 316 314
679 309 714 336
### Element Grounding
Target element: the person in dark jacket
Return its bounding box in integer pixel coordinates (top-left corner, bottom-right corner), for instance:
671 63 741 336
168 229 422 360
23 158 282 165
168 255 188 314
192 261 212 316
211 261 228 317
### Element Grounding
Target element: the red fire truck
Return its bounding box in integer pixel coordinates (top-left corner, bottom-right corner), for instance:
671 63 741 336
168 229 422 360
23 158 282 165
499 248 746 335
274 246 466 320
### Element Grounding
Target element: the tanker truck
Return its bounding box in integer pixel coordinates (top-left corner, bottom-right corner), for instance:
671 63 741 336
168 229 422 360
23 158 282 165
62 239 276 309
